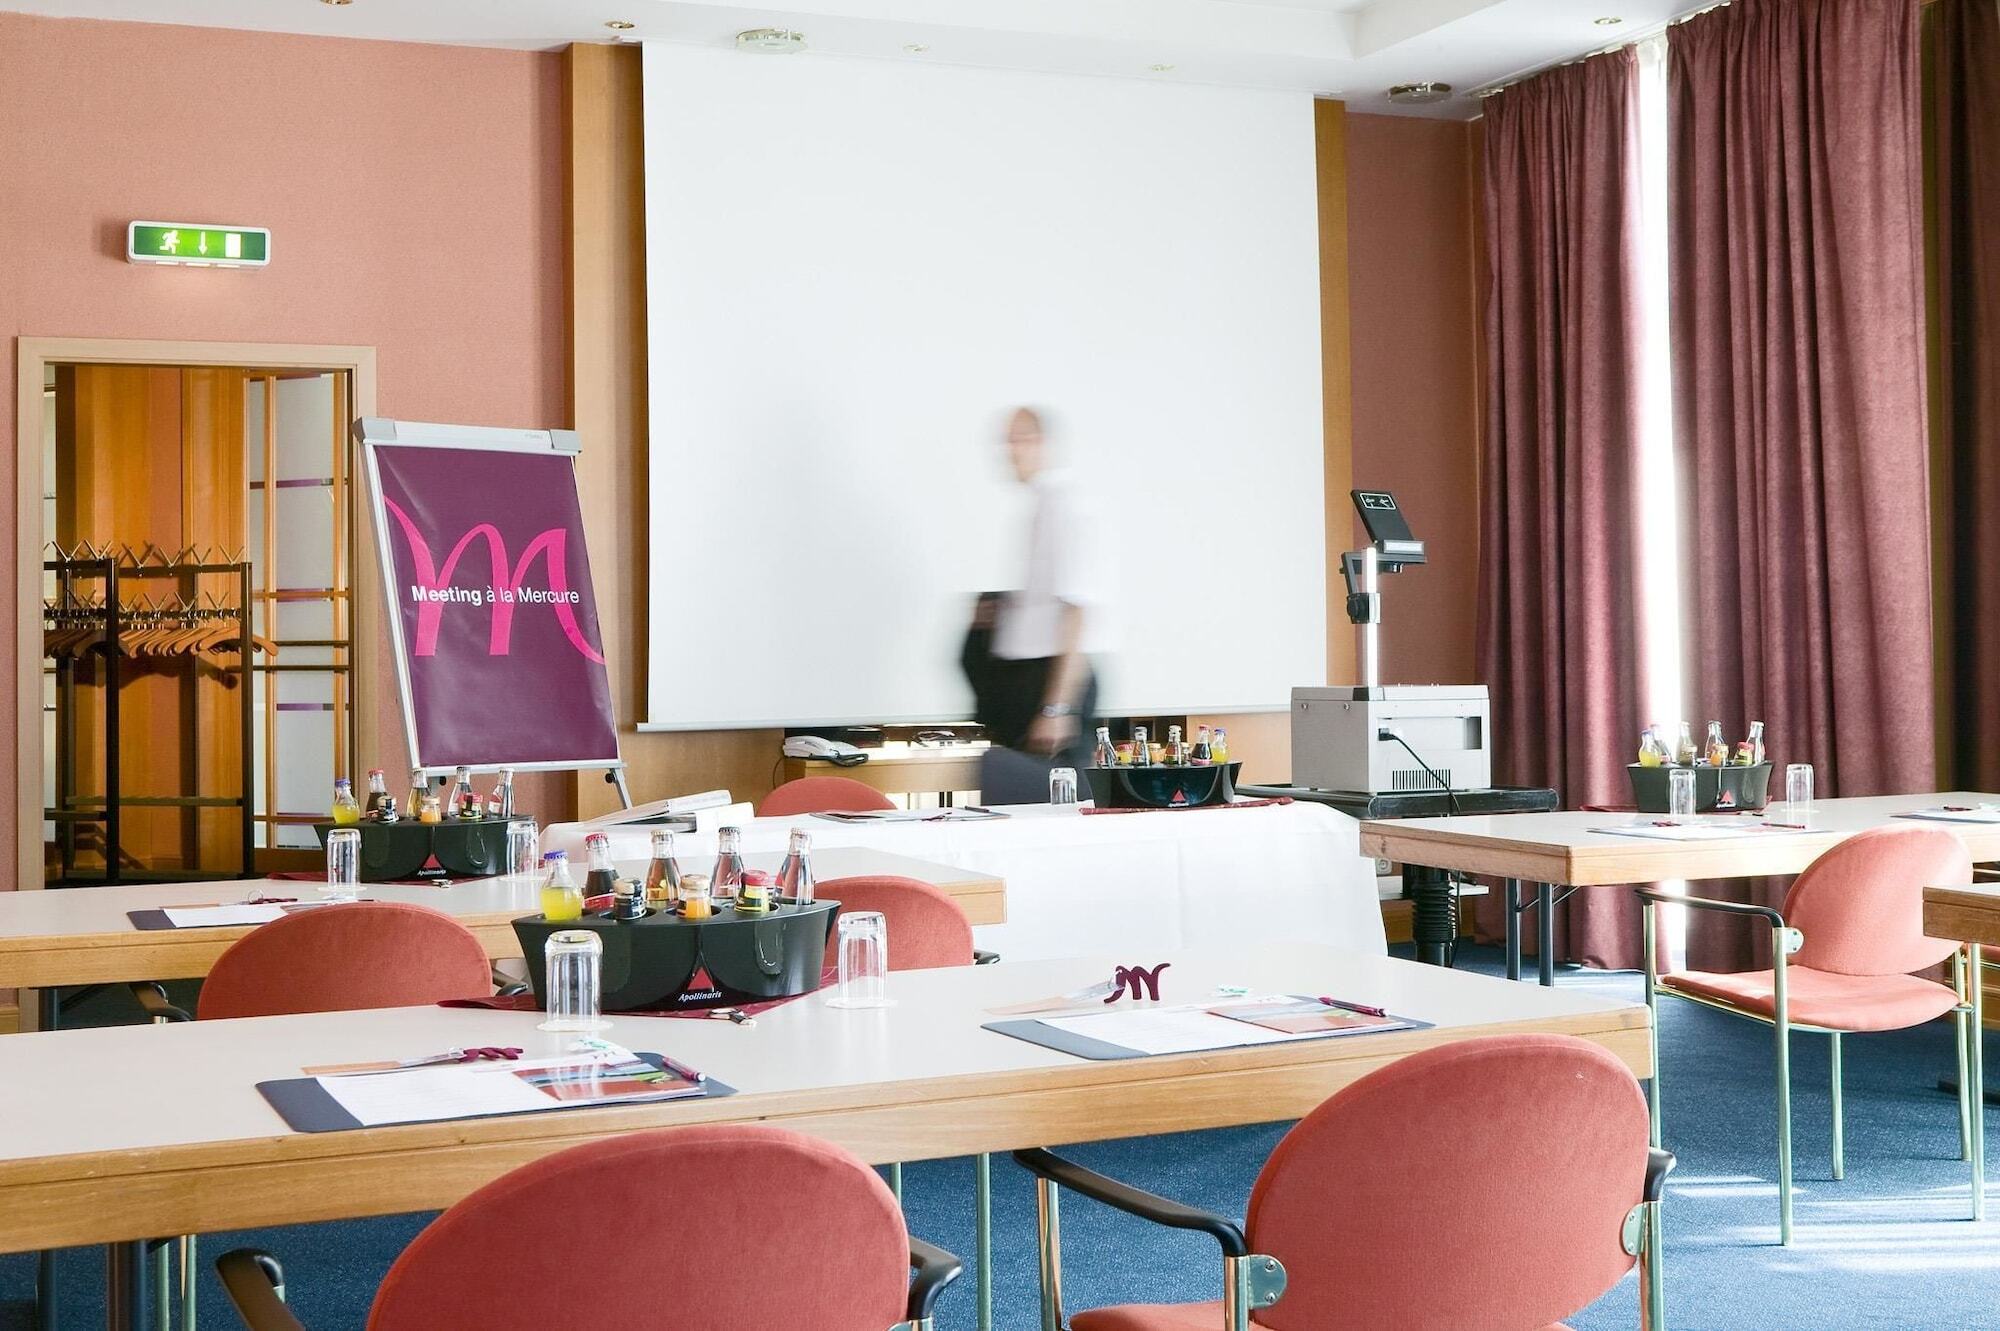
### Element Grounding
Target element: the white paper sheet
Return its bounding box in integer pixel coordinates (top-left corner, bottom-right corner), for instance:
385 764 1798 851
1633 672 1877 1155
161 904 287 928
1592 821 1814 843
313 1048 697 1128
1896 808 2000 825
1039 997 1346 1056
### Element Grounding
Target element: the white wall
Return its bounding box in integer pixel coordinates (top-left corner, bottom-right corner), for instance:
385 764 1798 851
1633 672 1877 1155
642 43 1326 729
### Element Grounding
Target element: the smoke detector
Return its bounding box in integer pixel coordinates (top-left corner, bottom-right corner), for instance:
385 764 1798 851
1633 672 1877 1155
736 27 807 53
1387 81 1453 105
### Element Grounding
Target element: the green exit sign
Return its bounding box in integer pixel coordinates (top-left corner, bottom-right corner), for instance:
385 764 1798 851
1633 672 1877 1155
127 221 270 268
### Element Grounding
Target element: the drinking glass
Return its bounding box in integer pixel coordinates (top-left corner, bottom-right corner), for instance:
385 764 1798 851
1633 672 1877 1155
323 828 362 901
829 911 893 1009
540 929 608 1031
1668 767 1697 820
1048 767 1079 807
507 819 541 877
1785 763 1815 827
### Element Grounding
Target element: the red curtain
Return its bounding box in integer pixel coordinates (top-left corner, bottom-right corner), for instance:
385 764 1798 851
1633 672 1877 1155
1935 0 2000 788
1671 0 1933 970
1476 47 1652 969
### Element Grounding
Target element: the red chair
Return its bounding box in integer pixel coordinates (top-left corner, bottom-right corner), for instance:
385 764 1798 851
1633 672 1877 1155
1016 1034 1671 1331
215 1125 963 1330
1640 824 1980 1245
130 902 497 1327
762 775 896 818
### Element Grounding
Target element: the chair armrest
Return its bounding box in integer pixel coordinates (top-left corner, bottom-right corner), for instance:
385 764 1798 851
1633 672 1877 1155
130 982 193 1024
972 950 1000 966
1645 1147 1676 1203
1632 888 1786 930
216 1249 304 1331
905 1237 964 1322
1012 1148 1247 1257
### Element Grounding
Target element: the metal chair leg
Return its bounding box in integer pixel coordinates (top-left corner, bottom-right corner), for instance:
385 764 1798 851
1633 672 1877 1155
888 1161 903 1205
975 1153 993 1331
180 1235 197 1331
1035 1177 1064 1331
1773 949 1794 1246
1829 1032 1844 1182
1972 945 1986 1222
1643 902 1662 1149
1640 1199 1667 1331
1958 950 1974 1163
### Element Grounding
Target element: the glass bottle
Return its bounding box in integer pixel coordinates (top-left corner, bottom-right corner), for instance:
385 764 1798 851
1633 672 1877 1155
678 871 713 920
407 767 430 818
1212 728 1230 765
775 828 815 905
1191 725 1213 766
484 767 516 820
363 768 391 817
539 850 583 923
643 828 682 909
449 766 480 819
1738 720 1766 766
418 793 442 824
1092 726 1119 769
1674 722 1697 767
1164 725 1184 766
331 778 362 826
1130 726 1151 767
1704 721 1730 767
582 832 619 903
609 873 647 921
712 826 745 901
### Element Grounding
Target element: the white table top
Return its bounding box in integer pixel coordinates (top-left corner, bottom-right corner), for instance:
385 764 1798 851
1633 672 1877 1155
0 943 1639 1166
1360 792 2000 886
0 847 1002 990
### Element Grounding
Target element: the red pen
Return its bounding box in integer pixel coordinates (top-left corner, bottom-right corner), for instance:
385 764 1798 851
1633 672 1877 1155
1317 996 1388 1018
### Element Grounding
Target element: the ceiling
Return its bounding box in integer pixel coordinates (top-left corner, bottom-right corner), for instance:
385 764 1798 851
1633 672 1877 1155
2 0 1687 117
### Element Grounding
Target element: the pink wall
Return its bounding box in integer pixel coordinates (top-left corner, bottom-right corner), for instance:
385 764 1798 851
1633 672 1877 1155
1345 112 1483 687
0 15 571 879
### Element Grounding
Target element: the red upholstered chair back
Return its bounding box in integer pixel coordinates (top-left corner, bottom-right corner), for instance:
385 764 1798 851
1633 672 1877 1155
1784 824 1969 976
760 776 896 818
1245 1034 1649 1331
196 902 493 1020
820 874 976 972
369 1126 911 1331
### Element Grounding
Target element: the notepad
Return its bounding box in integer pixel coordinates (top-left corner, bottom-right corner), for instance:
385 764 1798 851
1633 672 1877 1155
1216 999 1413 1037
1593 820 1814 842
1896 807 2000 825
811 807 1009 823
310 1049 704 1129
160 904 288 928
1011 995 1424 1059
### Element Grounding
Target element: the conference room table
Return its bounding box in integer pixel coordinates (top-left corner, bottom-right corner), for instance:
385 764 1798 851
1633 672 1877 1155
1361 792 2000 986
0 942 1647 1331
550 800 1385 963
0 847 1004 1031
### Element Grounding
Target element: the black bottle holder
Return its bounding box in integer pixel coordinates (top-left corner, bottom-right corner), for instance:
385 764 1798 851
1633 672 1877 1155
312 817 522 881
1084 761 1242 810
1627 763 1772 814
513 899 840 1012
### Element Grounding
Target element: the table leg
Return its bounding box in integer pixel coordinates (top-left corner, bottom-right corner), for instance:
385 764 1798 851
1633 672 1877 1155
1504 879 1522 982
1405 865 1454 967
106 1241 154 1331
1537 883 1556 987
36 990 61 1331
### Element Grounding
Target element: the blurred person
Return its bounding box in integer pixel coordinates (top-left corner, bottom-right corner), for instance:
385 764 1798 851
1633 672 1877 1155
982 406 1102 769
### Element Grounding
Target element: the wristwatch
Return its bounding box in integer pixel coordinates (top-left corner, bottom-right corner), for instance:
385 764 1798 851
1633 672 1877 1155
1038 703 1078 719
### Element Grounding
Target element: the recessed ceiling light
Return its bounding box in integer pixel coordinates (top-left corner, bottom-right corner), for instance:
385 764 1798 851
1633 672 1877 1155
1387 81 1453 104
1149 63 1176 72
736 27 807 53
904 42 929 53
604 19 635 30
1594 15 1624 24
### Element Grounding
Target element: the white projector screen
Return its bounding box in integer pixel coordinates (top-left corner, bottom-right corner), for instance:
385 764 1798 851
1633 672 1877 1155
642 43 1325 730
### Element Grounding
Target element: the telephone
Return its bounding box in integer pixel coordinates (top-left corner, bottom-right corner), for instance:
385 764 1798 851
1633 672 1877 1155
783 736 869 767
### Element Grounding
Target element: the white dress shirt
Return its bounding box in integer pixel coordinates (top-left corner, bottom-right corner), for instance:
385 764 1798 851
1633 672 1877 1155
995 468 1108 661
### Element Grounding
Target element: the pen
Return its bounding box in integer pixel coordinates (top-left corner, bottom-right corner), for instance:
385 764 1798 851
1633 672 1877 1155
1317 995 1388 1018
657 1054 707 1084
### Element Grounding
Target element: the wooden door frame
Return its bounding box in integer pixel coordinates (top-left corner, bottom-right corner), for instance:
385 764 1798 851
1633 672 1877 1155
15 338 379 904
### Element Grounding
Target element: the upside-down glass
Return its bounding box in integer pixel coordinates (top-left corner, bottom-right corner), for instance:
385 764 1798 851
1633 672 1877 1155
1668 767 1697 820
1785 763 1815 828
1048 767 1079 807
540 929 608 1032
323 828 362 901
507 819 541 878
829 911 893 1009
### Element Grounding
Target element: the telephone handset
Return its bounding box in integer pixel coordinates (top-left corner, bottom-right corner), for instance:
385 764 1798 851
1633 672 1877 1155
782 736 869 767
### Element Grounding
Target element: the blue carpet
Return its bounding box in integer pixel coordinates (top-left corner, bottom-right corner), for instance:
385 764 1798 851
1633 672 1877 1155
5 948 1993 1329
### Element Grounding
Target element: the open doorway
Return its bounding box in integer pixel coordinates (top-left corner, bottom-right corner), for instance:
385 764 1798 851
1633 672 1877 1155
16 339 379 892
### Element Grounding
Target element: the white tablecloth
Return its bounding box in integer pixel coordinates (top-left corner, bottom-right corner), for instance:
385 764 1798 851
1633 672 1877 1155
544 802 1384 963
